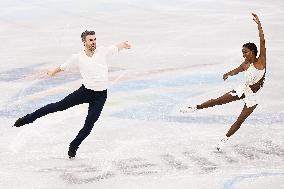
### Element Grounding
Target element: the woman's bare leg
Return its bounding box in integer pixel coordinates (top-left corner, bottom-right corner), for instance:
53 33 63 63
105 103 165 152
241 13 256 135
226 104 257 137
197 91 242 110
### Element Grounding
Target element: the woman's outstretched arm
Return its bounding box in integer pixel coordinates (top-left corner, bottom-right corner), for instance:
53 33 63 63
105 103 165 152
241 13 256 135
252 13 266 68
223 63 246 81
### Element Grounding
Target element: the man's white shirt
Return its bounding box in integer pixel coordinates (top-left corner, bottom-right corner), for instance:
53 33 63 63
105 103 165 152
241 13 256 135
60 45 118 91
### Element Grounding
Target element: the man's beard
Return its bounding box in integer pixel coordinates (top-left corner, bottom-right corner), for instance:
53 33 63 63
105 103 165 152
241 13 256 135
89 45 96 51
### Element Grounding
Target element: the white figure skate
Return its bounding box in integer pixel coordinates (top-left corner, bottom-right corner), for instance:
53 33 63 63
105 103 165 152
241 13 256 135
180 105 197 113
216 137 229 151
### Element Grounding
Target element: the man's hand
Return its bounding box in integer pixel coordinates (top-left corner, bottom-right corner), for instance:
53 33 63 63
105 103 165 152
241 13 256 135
47 70 55 76
117 41 131 51
47 67 62 77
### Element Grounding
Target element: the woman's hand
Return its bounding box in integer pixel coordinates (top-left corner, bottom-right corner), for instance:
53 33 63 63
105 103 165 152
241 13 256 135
252 13 261 25
223 73 229 81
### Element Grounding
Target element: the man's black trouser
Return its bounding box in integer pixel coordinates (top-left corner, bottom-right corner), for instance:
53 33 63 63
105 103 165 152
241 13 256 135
24 84 107 147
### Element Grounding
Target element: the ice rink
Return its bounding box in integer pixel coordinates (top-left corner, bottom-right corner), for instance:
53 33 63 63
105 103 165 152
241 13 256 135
0 0 283 188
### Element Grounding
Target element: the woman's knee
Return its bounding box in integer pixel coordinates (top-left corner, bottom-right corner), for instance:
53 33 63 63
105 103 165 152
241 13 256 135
212 98 222 105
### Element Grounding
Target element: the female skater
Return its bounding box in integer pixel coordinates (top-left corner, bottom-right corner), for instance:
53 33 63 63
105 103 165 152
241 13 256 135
180 13 266 151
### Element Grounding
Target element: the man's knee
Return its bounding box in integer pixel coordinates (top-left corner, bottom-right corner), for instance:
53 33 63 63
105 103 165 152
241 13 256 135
86 116 100 126
51 101 70 112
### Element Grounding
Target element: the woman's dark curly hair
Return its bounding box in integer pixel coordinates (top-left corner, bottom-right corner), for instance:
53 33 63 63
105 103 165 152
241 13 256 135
243 42 258 56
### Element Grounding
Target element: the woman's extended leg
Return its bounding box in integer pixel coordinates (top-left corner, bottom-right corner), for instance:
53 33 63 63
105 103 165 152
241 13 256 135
197 91 242 110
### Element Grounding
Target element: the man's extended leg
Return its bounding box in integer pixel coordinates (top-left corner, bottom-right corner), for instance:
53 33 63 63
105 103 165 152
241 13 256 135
68 90 107 158
14 85 88 127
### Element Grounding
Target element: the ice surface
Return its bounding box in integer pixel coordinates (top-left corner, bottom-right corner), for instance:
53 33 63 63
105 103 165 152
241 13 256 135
0 0 283 188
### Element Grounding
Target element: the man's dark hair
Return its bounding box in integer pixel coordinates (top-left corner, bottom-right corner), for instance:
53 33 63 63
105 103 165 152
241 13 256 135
81 30 96 42
243 42 258 56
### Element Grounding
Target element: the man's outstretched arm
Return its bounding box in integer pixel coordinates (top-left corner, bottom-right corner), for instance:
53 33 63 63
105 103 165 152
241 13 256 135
47 67 63 76
47 54 78 76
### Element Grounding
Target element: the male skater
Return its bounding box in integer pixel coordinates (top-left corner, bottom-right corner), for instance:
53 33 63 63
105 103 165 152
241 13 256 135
14 30 131 158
